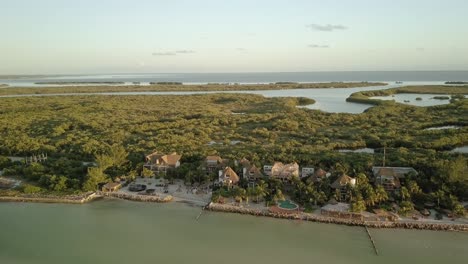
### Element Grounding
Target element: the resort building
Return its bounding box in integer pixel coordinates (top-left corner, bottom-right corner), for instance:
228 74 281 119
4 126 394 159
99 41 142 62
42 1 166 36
265 162 300 181
237 158 264 186
301 167 315 178
205 155 226 174
372 166 418 192
263 165 273 176
330 174 356 201
309 168 331 183
218 167 240 187
102 182 122 192
144 151 182 175
243 165 263 181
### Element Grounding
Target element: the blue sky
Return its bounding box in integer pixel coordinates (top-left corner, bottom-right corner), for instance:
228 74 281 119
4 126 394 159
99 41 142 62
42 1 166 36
1 0 467 74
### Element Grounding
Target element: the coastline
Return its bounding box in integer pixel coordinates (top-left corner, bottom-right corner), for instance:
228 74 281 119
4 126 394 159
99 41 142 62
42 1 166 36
0 190 205 205
205 202 468 232
2 192 466 232
0 192 100 204
97 191 173 203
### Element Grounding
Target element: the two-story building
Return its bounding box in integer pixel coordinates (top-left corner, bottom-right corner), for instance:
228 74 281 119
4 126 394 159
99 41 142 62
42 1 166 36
218 167 240 187
144 151 181 175
264 162 299 181
330 174 356 201
205 155 226 174
372 166 417 192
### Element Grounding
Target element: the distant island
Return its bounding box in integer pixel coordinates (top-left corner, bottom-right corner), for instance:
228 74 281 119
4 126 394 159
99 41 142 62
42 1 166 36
445 81 468 85
35 81 125 85
149 82 183 85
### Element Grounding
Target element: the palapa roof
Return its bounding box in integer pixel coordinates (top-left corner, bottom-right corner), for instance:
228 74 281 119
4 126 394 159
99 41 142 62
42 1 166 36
376 167 396 177
330 174 355 189
103 182 121 189
146 151 181 166
314 168 327 178
220 167 240 184
271 162 299 178
246 165 263 179
206 155 223 162
306 168 327 183
239 158 251 167
145 151 162 162
161 152 182 166
372 166 417 179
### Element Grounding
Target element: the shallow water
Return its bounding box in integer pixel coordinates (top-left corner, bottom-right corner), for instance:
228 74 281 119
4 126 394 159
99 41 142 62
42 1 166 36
370 93 459 107
0 200 467 264
337 148 375 154
451 146 468 153
425 126 461 130
1 71 466 86
0 82 453 113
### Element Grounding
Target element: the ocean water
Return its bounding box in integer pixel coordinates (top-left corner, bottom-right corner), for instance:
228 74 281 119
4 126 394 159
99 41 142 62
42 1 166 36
0 200 467 264
1 71 467 86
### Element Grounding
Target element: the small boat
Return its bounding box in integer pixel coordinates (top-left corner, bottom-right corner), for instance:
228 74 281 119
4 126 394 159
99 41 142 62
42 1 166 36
395 81 403 84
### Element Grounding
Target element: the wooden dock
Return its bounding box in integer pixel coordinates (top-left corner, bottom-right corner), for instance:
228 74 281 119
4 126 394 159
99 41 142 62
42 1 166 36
195 202 210 221
365 226 379 256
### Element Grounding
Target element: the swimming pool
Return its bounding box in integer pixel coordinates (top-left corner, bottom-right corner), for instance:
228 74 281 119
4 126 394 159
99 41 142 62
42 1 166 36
278 200 299 210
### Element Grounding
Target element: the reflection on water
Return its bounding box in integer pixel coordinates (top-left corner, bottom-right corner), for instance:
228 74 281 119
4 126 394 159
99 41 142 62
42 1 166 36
370 94 461 107
337 148 375 154
1 200 468 264
450 146 468 153
425 126 461 130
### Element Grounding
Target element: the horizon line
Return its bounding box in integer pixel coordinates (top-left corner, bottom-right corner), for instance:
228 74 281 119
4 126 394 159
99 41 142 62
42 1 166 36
2 69 468 77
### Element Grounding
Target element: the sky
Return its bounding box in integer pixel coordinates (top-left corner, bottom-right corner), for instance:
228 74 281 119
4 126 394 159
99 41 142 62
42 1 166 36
1 0 468 74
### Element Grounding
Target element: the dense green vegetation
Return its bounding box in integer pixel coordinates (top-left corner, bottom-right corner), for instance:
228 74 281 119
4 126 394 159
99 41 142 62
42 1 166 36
0 91 467 215
0 82 386 96
347 85 468 105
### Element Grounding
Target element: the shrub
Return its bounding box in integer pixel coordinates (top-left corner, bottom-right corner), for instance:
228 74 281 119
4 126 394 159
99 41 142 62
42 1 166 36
22 184 43 194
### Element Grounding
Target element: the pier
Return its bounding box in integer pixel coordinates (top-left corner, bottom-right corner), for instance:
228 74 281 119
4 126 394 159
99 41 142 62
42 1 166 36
365 226 379 256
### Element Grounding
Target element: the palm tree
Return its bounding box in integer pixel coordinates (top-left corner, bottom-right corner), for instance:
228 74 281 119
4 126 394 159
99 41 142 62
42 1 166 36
255 180 269 203
433 189 445 208
232 187 247 205
400 186 411 201
273 189 285 205
364 185 377 207
351 194 366 212
375 185 388 206
294 179 306 203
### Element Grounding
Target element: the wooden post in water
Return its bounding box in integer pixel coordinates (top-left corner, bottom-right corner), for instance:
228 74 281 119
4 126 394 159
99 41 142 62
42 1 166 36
196 210 203 221
196 203 209 221
365 226 379 256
